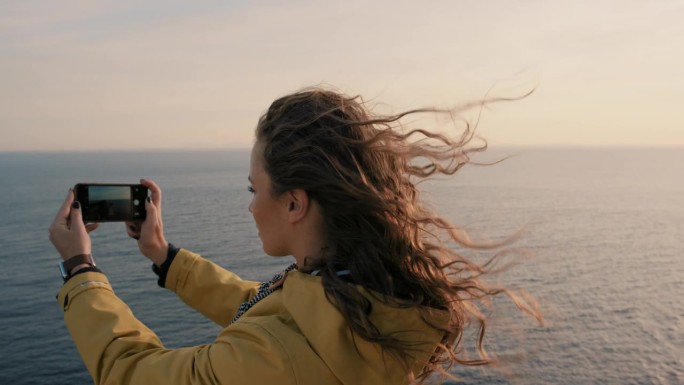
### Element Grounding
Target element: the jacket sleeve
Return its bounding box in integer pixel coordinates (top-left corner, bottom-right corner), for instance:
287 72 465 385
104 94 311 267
164 249 261 326
57 272 297 385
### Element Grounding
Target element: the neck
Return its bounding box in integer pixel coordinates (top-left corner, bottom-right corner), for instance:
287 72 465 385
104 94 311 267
289 201 327 270
292 246 325 270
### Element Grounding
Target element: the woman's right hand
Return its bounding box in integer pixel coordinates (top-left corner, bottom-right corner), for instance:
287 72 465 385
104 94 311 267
126 179 168 266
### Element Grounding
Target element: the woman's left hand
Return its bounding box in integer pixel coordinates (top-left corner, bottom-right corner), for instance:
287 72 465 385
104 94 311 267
49 189 99 261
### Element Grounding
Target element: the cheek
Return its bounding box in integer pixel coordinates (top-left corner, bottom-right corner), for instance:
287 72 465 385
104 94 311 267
250 203 260 223
250 196 265 226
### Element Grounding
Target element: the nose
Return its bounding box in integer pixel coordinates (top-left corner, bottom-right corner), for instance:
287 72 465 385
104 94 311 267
248 199 253 213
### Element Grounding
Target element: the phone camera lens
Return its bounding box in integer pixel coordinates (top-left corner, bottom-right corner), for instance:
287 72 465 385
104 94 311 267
133 199 140 206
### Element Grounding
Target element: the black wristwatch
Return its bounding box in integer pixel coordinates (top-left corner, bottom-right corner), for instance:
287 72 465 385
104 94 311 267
59 254 96 281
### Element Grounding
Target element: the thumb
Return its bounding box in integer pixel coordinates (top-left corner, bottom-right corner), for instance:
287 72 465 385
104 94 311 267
70 201 86 232
141 196 158 232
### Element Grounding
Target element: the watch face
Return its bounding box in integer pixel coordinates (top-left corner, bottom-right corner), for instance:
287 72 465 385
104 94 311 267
59 262 70 280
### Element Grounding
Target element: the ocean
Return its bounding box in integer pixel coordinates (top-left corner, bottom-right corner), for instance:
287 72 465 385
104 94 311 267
0 147 682 384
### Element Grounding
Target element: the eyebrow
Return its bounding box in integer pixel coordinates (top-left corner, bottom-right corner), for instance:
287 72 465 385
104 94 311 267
247 176 253 183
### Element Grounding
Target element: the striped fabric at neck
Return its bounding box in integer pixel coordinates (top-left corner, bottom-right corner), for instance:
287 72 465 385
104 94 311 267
229 264 352 324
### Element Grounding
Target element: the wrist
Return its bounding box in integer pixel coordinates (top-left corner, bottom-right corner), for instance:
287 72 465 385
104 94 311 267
69 263 92 275
59 254 96 282
150 243 169 267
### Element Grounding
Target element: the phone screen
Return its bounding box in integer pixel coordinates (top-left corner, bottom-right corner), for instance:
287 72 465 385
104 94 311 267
75 184 147 222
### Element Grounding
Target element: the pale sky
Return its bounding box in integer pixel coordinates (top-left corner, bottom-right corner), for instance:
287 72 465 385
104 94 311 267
1 0 683 151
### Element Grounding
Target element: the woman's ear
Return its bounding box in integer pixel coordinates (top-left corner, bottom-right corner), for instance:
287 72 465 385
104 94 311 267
287 189 309 223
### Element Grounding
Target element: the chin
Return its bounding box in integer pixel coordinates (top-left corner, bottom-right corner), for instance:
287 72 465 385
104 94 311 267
262 246 289 257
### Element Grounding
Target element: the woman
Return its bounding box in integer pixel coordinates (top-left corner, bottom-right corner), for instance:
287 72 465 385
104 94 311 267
50 87 541 384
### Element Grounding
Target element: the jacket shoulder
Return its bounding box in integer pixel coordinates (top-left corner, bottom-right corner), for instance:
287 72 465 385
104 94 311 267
220 306 342 385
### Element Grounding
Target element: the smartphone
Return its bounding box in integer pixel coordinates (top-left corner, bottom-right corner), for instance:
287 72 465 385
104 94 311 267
74 183 149 222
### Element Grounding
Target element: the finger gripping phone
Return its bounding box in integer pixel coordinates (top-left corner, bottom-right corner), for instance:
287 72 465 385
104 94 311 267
74 183 149 222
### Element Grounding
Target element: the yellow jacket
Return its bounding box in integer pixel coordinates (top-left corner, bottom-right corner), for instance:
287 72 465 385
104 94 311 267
57 249 445 385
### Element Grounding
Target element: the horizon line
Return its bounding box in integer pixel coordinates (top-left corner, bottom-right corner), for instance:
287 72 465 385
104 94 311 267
2 143 684 154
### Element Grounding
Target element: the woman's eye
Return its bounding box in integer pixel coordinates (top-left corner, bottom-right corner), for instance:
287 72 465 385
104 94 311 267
247 186 255 194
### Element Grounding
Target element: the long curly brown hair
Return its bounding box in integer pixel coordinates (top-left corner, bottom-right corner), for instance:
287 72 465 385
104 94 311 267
255 87 542 383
